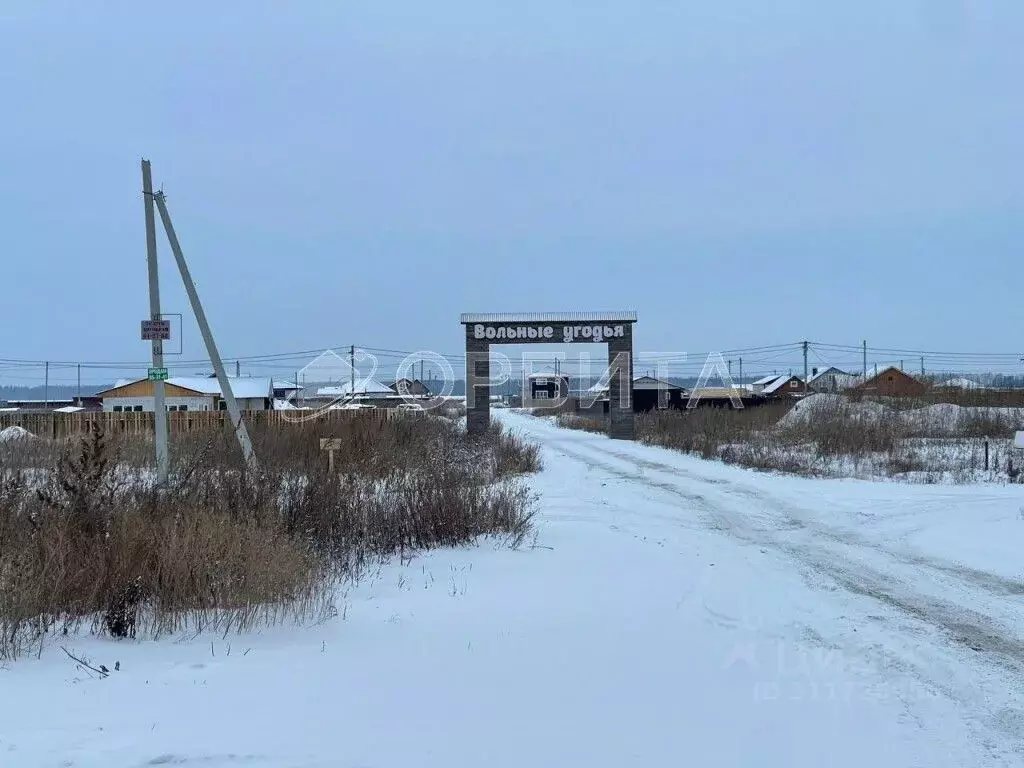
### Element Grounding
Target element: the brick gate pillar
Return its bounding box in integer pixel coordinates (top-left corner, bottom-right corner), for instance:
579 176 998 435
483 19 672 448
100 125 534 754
607 328 635 440
465 329 491 436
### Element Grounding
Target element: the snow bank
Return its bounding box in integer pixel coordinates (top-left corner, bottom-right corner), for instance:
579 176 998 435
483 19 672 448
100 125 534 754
778 394 1024 434
777 393 887 428
0 425 33 442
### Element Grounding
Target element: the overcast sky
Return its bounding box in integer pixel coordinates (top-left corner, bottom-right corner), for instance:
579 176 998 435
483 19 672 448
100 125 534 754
1 1 1021 384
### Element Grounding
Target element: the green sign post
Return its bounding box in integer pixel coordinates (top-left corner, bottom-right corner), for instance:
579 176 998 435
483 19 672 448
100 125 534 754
147 367 169 381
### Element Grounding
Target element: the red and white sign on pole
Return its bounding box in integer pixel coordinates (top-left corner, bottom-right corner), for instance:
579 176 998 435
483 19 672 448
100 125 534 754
141 319 171 341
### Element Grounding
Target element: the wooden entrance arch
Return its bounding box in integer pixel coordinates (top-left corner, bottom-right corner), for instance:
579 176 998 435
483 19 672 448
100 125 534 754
461 311 637 440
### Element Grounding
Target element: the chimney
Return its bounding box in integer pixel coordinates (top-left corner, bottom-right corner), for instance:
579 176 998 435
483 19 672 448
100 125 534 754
812 367 818 376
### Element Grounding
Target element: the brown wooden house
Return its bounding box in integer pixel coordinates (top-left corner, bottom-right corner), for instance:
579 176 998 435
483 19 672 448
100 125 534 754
760 374 809 398
389 378 432 397
853 366 926 397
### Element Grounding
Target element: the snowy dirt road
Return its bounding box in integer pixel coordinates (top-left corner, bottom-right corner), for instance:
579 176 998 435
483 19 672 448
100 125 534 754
507 411 1024 763
3 411 1024 767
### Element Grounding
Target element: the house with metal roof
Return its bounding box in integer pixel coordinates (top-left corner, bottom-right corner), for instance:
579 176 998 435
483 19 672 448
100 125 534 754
807 366 860 393
760 374 808 398
96 377 274 412
389 378 432 397
853 367 927 398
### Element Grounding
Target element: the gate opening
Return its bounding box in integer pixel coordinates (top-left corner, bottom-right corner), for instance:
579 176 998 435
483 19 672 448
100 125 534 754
461 311 637 440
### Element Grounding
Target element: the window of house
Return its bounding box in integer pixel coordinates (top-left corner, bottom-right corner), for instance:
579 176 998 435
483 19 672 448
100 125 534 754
534 390 550 399
789 380 798 388
887 376 894 382
134 406 143 412
167 405 177 412
179 405 188 412
113 405 123 412
219 401 227 411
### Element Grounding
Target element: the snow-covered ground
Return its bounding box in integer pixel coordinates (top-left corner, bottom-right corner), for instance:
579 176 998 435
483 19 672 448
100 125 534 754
780 393 1024 434
3 411 1024 766
0 425 33 442
721 435 1020 483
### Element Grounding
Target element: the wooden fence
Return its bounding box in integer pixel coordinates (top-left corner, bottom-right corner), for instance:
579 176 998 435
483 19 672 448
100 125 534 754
0 409 398 440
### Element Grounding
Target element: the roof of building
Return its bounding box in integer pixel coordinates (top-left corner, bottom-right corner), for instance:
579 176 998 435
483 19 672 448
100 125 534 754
172 377 273 399
632 376 684 391
1 399 74 405
526 372 569 380
586 375 684 394
97 377 273 399
688 387 755 400
856 366 923 389
316 378 395 397
460 311 637 324
761 375 803 395
753 374 782 386
808 366 854 383
867 365 912 378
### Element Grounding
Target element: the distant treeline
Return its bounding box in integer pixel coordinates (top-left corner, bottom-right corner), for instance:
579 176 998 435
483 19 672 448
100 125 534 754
0 384 99 402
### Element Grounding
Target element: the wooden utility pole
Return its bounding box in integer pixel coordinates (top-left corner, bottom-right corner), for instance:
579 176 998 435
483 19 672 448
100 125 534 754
152 188 255 466
921 356 925 376
76 363 81 404
235 360 240 377
862 340 867 379
44 361 49 408
350 345 356 395
738 357 743 385
142 159 170 484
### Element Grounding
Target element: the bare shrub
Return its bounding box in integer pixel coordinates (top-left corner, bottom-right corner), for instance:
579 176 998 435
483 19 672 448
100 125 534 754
530 399 575 417
641 403 792 459
885 446 928 475
486 422 542 477
555 414 606 434
0 411 536 660
549 394 1024 483
433 400 467 421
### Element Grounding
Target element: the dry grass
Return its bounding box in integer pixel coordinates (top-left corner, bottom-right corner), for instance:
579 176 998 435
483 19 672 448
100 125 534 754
529 399 576 418
550 395 1024 482
555 414 606 434
639 403 794 459
0 413 538 660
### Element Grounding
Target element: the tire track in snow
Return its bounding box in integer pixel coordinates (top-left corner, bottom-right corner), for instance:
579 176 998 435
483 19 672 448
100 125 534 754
561 437 1024 661
517 417 1024 754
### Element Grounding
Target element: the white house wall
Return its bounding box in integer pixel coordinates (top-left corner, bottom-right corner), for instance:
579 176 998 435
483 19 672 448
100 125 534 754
236 397 268 410
103 396 215 413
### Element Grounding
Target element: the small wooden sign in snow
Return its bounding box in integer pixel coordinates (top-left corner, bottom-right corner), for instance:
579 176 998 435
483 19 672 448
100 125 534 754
1014 431 1024 450
320 438 344 472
